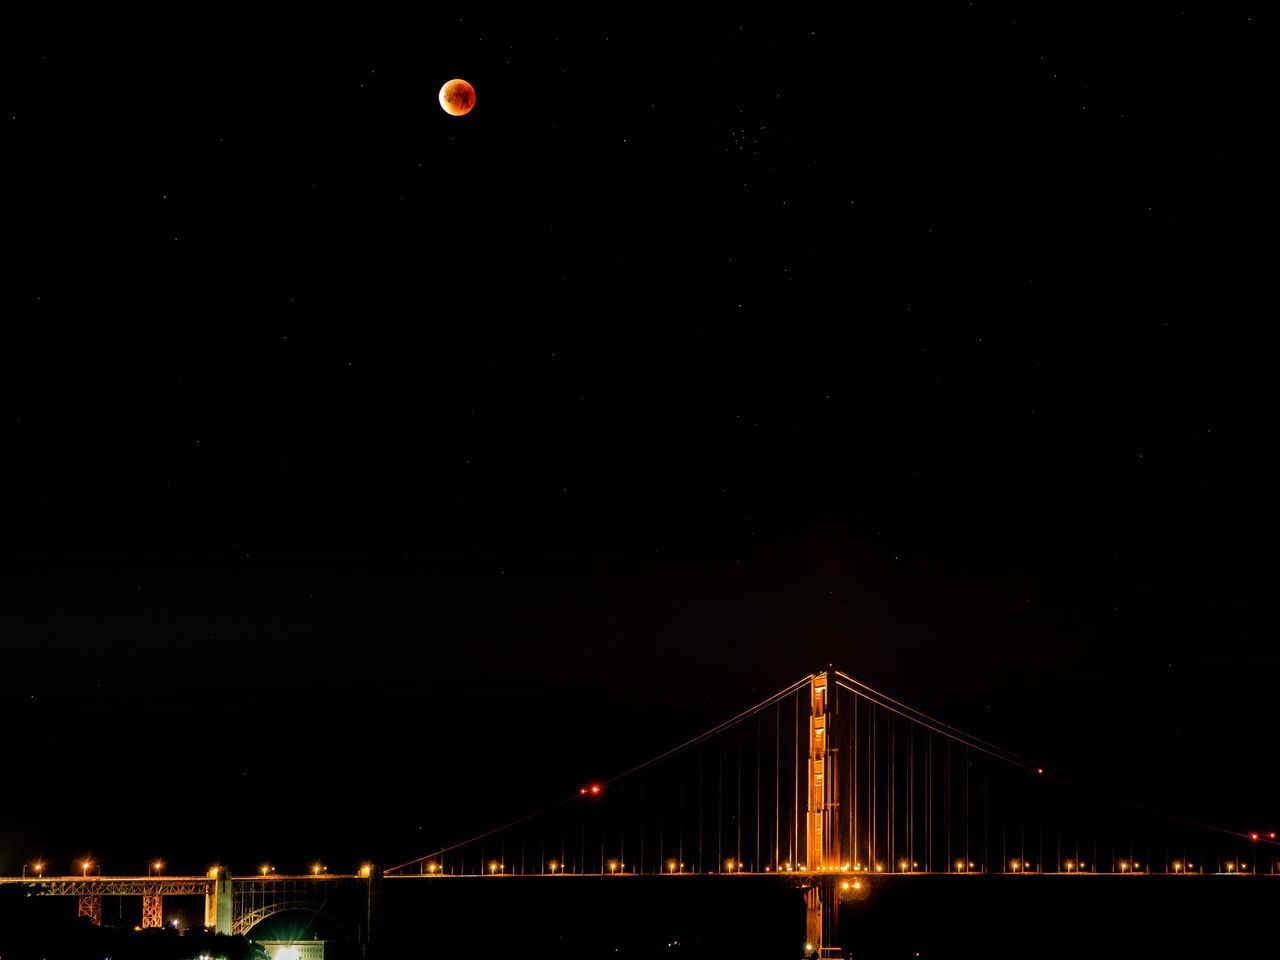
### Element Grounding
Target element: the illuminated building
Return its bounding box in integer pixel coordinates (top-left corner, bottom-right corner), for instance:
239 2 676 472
256 941 325 960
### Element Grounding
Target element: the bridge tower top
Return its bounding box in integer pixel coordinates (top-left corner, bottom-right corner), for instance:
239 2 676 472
807 671 838 872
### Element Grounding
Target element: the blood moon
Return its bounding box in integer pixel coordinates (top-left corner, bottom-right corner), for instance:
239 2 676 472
438 78 476 117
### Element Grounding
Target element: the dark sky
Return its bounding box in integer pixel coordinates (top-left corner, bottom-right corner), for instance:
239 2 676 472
2 6 1273 876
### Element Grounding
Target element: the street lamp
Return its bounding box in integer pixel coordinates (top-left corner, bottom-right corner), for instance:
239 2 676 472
22 862 44 879
82 860 93 877
149 861 163 877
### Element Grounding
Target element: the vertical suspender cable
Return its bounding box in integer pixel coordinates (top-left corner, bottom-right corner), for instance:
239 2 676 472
717 740 723 870
756 712 761 871
794 689 800 867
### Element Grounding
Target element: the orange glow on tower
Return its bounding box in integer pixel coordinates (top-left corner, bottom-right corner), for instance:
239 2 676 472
806 671 838 871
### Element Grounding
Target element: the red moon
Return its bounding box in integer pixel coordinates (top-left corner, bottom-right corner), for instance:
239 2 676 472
439 78 476 117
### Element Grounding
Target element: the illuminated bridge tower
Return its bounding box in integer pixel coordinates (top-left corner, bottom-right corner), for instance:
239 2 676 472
804 671 842 958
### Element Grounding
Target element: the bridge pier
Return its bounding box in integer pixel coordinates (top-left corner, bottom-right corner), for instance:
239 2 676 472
803 876 842 959
77 894 102 926
204 868 232 934
142 893 164 928
361 866 384 959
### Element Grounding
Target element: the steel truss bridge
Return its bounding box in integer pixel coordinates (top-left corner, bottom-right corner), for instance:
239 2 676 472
0 870 372 938
4 670 1276 958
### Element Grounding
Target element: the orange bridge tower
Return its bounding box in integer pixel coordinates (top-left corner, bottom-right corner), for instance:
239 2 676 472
804 670 842 958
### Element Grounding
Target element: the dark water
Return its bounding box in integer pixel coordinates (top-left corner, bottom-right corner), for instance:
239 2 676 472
4 876 1274 958
379 874 1276 958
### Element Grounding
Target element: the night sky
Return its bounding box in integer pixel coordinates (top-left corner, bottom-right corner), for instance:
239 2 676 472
2 6 1273 877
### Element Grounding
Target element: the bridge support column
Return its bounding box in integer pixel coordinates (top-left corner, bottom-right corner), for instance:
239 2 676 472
803 877 842 959
142 893 163 928
77 894 102 926
203 868 232 934
361 866 384 959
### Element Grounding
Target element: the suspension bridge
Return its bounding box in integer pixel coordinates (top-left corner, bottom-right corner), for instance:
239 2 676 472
4 669 1274 958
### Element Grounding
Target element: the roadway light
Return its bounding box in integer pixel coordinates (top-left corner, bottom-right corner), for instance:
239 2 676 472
608 860 618 874
724 859 735 873
261 865 271 876
667 859 677 873
150 861 163 876
360 864 373 878
1010 860 1020 873
488 860 500 875
82 860 92 877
